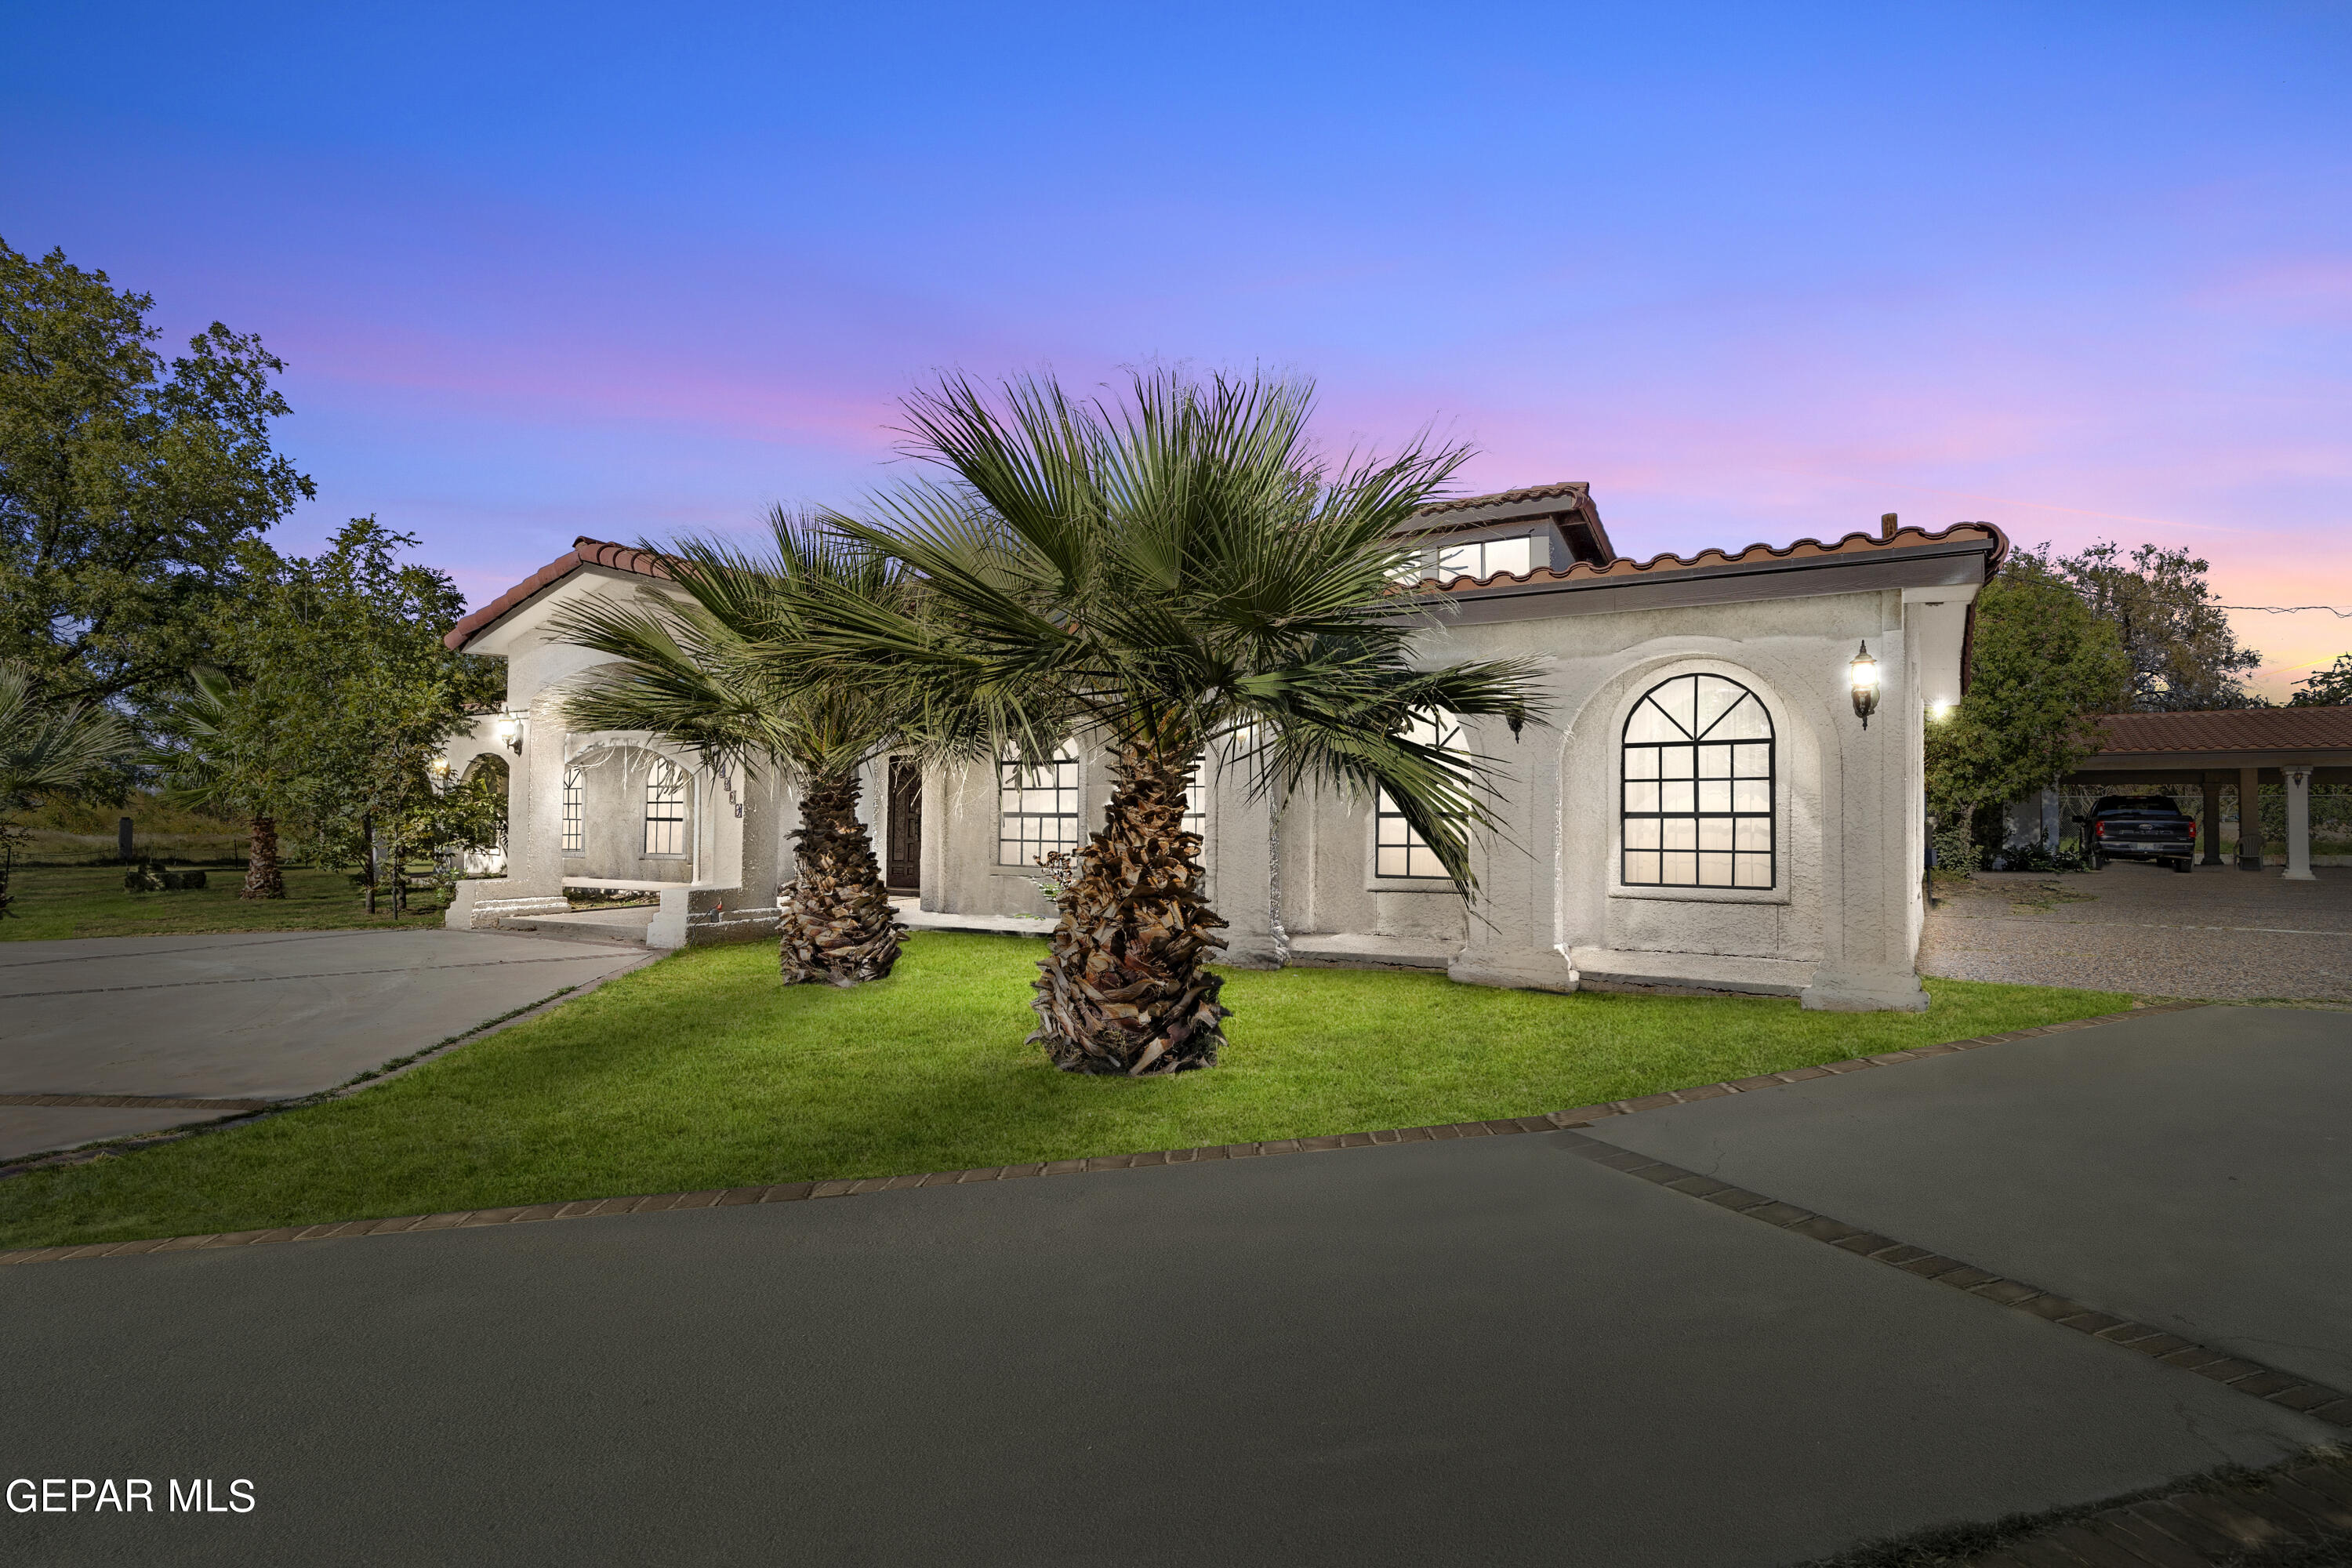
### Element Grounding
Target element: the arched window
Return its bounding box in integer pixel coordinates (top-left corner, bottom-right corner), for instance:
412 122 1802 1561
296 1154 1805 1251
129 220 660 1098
561 767 584 855
1622 674 1773 889
1375 710 1464 879
998 745 1080 866
644 760 691 857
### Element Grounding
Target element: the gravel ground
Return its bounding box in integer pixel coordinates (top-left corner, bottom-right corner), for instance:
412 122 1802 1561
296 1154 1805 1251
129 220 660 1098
1919 862 2352 1001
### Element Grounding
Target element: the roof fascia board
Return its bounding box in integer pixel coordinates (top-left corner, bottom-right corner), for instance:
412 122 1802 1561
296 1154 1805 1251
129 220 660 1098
462 563 671 656
1432 541 1993 626
2079 752 2352 771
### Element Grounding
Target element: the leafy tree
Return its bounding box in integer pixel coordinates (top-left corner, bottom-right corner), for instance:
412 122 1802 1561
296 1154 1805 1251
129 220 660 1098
172 518 499 907
2290 653 2352 707
0 658 137 916
2034 541 2260 711
1927 557 2129 858
397 763 510 902
0 238 314 710
804 369 1545 1076
551 511 946 987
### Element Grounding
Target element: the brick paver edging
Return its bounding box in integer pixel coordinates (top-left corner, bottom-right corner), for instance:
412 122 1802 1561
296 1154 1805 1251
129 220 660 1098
0 997 2203 1268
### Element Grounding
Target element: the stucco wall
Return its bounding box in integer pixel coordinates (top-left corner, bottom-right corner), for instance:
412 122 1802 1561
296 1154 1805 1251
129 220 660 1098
445 553 1944 1004
909 584 1930 1007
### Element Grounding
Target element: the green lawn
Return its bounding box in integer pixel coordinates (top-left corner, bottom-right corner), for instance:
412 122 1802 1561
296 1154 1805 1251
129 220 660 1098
0 931 2140 1250
0 863 452 941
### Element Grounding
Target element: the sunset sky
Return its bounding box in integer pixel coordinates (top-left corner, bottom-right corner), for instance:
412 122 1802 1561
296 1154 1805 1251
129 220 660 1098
7 2 2349 695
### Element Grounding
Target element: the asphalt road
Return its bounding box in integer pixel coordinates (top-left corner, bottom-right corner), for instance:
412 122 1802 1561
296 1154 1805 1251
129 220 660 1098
1585 1001 2352 1393
0 929 649 1160
5 1006 2342 1568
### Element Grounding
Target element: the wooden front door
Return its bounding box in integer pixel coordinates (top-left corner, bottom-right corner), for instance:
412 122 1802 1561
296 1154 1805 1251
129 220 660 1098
885 757 922 892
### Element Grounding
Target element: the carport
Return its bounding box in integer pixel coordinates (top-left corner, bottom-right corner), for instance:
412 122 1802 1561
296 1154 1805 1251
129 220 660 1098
2061 708 2352 881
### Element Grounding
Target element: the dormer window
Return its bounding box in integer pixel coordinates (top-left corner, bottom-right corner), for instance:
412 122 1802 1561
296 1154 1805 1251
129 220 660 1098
1436 533 1534 583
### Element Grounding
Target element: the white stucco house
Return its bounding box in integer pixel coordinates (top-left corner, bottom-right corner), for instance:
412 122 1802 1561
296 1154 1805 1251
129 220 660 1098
440 485 2003 1011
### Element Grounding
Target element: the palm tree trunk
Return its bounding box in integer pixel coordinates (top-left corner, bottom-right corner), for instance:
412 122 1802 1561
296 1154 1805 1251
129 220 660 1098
1029 746 1229 1075
779 772 906 986
243 815 285 900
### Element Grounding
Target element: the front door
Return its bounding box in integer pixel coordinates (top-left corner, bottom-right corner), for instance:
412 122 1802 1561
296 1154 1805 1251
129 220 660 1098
885 757 922 893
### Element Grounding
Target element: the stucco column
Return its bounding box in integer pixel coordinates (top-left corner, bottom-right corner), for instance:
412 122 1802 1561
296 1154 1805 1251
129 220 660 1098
2238 767 2265 871
2200 773 2223 866
2282 767 2316 882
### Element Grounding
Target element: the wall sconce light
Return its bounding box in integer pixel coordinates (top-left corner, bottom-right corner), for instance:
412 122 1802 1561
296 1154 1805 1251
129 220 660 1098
427 756 453 782
1929 700 1954 721
495 713 524 753
1849 641 1881 728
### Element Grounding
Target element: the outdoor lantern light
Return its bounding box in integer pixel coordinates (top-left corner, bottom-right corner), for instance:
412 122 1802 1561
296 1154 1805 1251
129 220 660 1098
495 713 524 753
427 756 452 781
1849 641 1881 728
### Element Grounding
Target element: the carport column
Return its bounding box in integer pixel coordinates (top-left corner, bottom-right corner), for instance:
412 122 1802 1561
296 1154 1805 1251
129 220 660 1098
2200 773 2223 866
2238 767 2265 872
2282 767 2316 882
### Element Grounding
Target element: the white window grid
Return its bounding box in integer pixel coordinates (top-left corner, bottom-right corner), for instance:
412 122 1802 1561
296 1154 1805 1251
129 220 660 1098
999 747 1080 866
1375 711 1464 880
561 768 584 855
1435 534 1534 584
643 761 690 857
1621 673 1775 890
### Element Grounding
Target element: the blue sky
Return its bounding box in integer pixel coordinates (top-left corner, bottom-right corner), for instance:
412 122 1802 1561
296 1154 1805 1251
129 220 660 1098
7 1 2350 691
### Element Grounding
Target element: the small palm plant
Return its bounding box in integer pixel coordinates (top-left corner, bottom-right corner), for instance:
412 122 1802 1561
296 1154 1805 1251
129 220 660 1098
550 513 951 986
802 368 1546 1075
0 660 139 917
154 666 294 898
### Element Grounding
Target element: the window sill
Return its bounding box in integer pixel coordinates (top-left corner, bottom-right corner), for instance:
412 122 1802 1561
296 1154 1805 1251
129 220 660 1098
1609 882 1791 906
1363 876 1464 895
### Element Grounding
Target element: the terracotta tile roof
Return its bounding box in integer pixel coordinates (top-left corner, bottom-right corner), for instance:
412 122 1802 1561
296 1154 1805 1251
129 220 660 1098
2092 706 2352 755
1422 521 2007 593
445 536 670 651
1414 481 1590 516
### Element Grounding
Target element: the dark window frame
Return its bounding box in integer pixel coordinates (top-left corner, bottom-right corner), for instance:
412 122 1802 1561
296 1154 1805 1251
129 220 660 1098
1621 674 1777 890
643 761 691 858
998 746 1081 867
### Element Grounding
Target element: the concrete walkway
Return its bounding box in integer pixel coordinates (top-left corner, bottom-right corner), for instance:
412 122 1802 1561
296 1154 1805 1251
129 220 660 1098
1921 861 2352 1000
2 1006 2343 1566
0 929 651 1161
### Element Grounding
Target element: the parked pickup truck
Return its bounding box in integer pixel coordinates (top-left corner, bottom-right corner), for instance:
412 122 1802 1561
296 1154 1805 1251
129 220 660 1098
2080 795 2198 872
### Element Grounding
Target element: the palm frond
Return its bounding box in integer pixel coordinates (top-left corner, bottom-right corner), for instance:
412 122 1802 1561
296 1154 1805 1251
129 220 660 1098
0 662 138 812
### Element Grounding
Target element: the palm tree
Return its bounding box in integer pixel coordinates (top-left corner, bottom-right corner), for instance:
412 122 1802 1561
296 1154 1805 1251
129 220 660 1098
0 660 139 916
801 368 1546 1076
550 512 952 986
155 666 292 898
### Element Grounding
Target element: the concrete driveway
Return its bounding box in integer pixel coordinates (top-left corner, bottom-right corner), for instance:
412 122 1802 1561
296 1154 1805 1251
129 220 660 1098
1922 860 2352 1000
0 929 651 1161
2 1005 2343 1566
